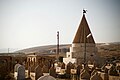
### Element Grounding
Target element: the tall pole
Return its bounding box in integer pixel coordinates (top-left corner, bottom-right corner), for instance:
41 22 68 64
57 31 59 62
84 19 86 65
83 9 87 65
8 48 9 53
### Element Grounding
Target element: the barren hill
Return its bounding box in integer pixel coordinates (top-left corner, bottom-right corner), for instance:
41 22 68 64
15 44 71 55
15 42 120 58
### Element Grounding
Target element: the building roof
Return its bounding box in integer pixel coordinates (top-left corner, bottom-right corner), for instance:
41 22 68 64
73 14 95 44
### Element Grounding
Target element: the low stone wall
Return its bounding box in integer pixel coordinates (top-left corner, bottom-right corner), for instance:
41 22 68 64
109 76 120 80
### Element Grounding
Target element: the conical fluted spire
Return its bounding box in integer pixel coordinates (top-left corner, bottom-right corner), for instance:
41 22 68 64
73 14 95 44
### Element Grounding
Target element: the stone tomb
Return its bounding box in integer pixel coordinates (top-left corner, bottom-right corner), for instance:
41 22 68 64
49 65 57 78
35 65 43 80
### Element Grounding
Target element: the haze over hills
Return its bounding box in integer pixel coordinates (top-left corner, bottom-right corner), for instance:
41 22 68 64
13 42 120 58
0 42 119 58
0 48 20 53
15 44 71 54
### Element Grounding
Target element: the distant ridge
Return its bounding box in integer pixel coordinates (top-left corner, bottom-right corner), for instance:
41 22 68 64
15 44 71 54
14 42 120 57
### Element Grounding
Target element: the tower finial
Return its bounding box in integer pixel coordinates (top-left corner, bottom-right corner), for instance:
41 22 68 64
83 9 87 14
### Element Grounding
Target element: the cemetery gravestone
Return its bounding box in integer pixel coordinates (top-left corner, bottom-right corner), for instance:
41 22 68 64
17 65 25 80
37 75 56 80
14 63 21 79
80 69 90 80
49 65 57 78
35 65 43 80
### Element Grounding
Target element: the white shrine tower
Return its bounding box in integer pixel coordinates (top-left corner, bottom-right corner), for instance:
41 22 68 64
66 12 99 64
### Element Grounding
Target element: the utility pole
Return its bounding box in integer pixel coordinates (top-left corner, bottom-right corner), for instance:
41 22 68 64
8 48 9 53
56 31 59 62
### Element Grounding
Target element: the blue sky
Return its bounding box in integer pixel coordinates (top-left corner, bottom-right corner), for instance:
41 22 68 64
0 0 120 52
